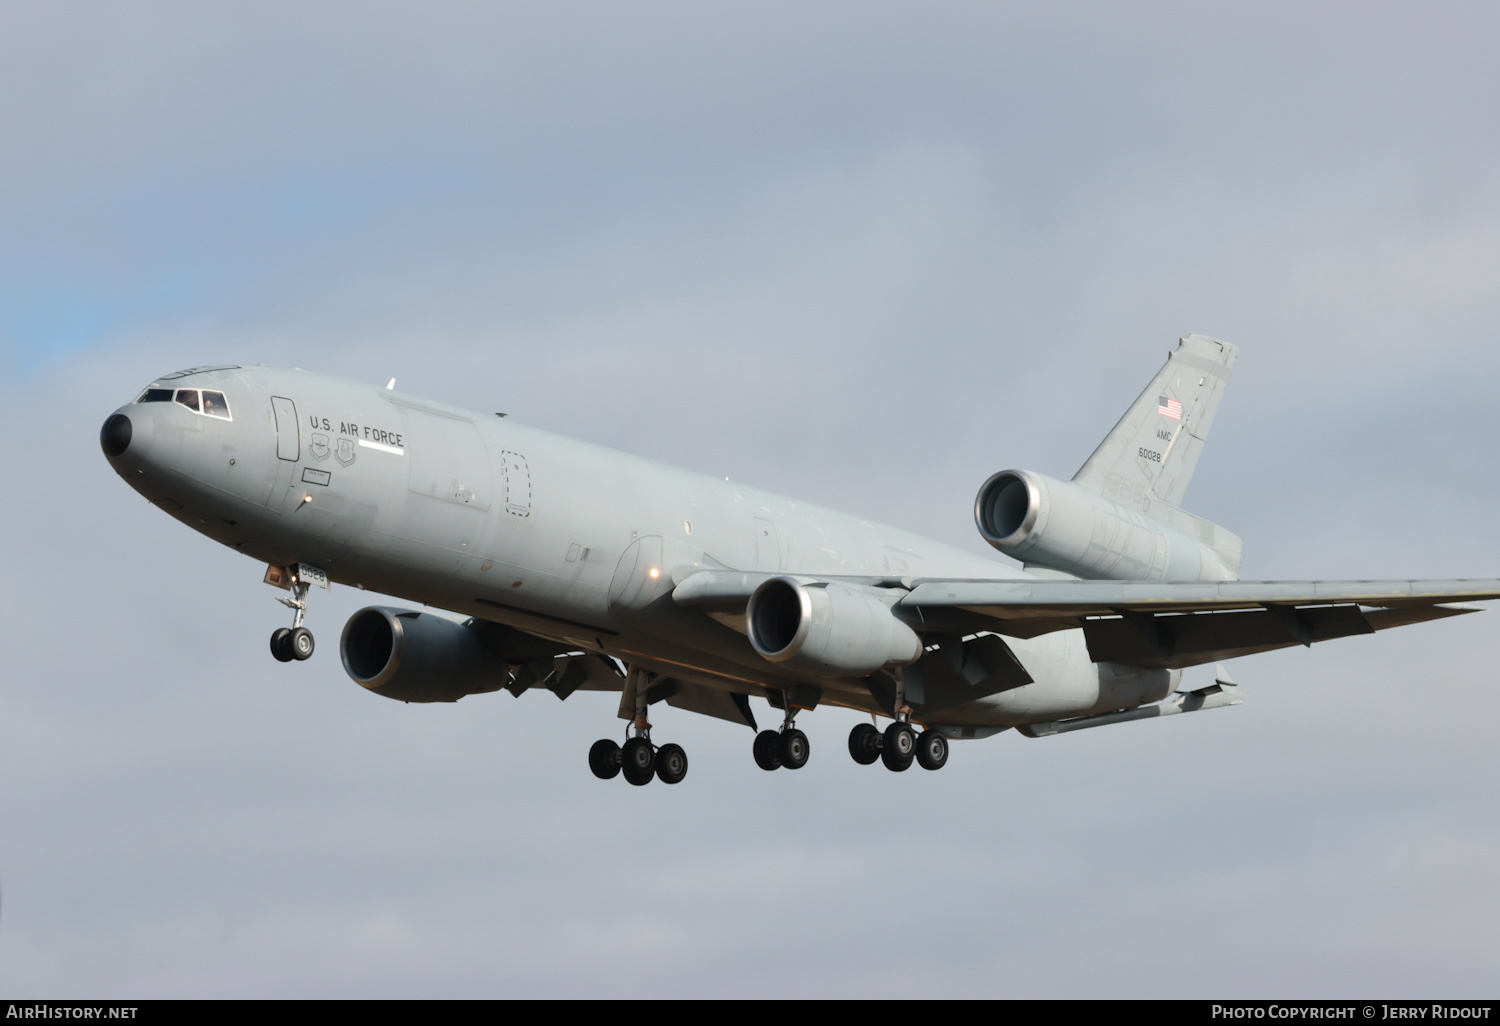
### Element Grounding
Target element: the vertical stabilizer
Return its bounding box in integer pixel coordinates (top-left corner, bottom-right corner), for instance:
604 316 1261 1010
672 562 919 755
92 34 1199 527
1073 334 1237 510
1070 334 1242 578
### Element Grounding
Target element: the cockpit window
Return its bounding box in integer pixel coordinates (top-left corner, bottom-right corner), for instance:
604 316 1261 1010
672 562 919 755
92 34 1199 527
201 390 231 420
145 383 232 420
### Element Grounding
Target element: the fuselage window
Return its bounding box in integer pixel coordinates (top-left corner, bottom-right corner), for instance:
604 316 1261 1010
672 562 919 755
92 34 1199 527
201 390 232 420
136 388 174 403
175 389 201 412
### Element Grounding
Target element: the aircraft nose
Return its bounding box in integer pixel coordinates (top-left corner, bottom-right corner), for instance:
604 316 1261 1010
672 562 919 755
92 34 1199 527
100 413 133 457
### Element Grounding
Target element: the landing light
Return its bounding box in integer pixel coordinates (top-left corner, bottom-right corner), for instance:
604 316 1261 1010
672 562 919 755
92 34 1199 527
649 567 660 579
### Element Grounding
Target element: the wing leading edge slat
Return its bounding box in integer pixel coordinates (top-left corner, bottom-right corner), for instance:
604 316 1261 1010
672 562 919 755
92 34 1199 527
897 578 1500 618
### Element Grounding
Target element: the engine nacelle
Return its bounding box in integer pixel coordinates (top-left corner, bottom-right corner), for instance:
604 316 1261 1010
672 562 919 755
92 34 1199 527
974 469 1235 581
340 606 510 703
746 577 922 678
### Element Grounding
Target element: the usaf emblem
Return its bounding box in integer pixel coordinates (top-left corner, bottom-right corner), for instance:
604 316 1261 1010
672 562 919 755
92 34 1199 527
309 432 331 461
335 437 357 467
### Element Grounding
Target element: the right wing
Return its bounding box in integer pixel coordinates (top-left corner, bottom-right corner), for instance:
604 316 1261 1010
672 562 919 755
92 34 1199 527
672 570 1500 671
895 577 1500 669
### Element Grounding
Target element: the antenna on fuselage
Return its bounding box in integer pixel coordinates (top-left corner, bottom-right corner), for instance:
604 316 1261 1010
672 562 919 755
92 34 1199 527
386 378 396 390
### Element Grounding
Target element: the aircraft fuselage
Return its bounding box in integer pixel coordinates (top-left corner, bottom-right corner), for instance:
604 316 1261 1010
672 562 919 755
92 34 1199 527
101 364 1175 729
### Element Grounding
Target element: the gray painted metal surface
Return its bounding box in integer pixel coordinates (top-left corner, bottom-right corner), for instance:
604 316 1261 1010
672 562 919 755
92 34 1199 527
98 340 1499 761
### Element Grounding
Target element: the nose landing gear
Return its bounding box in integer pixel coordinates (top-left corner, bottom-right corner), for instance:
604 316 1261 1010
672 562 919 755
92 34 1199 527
269 575 315 662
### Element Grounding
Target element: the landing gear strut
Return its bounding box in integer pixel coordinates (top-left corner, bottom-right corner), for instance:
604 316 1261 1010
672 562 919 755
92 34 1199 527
270 576 314 662
588 666 689 785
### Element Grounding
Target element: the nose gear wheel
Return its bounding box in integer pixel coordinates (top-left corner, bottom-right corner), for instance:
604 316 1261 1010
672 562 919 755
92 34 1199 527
270 627 294 662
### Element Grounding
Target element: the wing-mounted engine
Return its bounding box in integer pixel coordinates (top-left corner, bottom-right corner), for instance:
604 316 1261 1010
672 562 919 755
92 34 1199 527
340 606 515 702
975 469 1237 582
746 577 922 677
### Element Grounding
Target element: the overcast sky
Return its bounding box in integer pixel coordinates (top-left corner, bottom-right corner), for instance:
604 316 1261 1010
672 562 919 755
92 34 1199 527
3 2 1499 998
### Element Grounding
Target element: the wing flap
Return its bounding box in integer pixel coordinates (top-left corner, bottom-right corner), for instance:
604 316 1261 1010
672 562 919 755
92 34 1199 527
1082 604 1378 669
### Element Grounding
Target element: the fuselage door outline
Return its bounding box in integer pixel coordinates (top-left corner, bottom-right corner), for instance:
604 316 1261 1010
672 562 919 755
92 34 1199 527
271 396 300 462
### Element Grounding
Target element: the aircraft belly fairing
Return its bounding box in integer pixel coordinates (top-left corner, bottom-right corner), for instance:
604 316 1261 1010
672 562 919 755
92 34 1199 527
99 338 1500 784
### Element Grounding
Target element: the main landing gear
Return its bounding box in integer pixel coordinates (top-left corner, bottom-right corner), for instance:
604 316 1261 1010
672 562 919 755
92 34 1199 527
846 720 949 771
589 667 688 785
753 702 810 772
269 575 315 663
589 737 688 785
847 669 950 772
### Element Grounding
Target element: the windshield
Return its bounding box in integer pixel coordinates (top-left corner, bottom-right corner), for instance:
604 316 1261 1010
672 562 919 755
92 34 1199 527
134 383 232 420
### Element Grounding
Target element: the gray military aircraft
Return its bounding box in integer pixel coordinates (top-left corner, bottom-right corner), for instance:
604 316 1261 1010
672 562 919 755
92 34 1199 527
99 335 1500 785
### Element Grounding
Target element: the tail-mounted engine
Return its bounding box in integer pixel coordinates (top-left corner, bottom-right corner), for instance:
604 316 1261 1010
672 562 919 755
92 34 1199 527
975 469 1236 581
746 577 922 678
340 606 510 702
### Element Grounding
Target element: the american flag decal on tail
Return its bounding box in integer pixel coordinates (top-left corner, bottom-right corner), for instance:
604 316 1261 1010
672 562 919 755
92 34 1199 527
1158 396 1182 420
